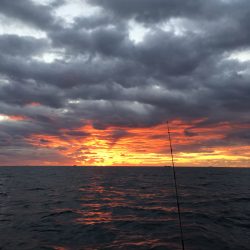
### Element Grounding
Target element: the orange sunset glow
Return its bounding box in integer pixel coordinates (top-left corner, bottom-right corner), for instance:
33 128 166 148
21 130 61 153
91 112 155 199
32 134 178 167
0 114 27 121
24 120 250 167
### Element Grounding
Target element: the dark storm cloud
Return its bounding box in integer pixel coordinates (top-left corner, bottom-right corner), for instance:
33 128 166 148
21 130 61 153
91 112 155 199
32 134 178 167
0 35 48 56
50 23 132 59
88 0 223 22
0 79 64 108
0 0 250 161
73 13 118 30
106 129 132 147
0 0 59 30
226 129 250 143
66 131 89 137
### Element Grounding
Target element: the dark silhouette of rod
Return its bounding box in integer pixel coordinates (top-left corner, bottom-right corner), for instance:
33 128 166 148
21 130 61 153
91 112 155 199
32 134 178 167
167 121 185 250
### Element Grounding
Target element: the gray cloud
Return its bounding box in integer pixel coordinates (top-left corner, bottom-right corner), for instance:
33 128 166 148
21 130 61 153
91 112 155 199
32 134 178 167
0 0 250 163
0 35 48 56
0 0 59 30
88 0 223 23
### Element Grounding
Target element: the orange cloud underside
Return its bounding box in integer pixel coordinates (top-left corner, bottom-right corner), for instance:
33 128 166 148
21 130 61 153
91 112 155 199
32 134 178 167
0 114 27 121
26 120 250 167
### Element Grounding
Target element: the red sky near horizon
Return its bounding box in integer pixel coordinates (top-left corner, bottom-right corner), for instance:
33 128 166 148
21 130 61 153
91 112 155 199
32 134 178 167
2 115 248 167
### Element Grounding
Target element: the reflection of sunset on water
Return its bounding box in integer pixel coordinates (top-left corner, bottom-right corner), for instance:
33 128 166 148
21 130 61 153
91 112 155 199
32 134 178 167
2 166 249 249
67 170 179 227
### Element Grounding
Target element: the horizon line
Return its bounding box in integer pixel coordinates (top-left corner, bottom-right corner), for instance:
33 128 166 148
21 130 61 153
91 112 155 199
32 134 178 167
0 165 250 168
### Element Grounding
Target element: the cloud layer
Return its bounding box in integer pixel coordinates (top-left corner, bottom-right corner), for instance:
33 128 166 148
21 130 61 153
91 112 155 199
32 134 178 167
0 0 250 166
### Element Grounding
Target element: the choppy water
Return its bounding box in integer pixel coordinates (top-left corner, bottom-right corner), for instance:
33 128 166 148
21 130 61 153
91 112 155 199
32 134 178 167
0 167 250 250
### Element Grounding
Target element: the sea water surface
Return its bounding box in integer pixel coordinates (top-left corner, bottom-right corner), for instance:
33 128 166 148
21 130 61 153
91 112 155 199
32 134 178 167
0 167 249 250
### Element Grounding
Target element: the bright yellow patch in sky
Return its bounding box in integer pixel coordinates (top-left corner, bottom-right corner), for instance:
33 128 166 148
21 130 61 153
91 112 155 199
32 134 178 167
26 120 250 167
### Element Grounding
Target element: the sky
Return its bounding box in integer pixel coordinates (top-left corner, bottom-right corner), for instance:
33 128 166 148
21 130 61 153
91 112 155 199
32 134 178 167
0 0 250 167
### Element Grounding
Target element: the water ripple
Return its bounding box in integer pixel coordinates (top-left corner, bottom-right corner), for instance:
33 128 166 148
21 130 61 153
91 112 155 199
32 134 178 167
0 167 249 250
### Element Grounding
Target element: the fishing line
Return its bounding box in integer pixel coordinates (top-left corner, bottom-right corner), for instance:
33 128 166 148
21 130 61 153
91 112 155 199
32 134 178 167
167 121 185 250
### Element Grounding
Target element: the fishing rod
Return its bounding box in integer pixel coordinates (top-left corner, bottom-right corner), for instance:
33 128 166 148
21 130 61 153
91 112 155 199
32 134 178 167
167 121 185 250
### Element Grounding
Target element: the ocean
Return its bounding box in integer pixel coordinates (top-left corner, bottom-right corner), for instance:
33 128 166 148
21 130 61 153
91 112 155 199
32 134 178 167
0 167 249 250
